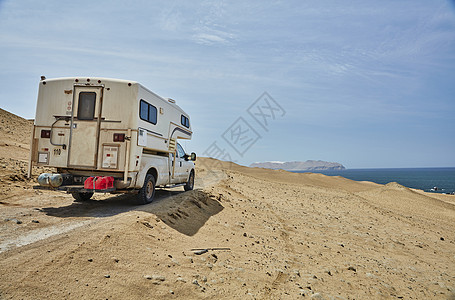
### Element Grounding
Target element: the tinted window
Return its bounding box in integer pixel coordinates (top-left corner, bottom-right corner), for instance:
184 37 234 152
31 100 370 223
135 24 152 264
139 100 157 125
77 92 96 120
181 115 189 128
149 105 157 124
140 100 148 121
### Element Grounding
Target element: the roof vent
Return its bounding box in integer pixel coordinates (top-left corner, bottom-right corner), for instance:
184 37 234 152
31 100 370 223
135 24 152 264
166 98 176 104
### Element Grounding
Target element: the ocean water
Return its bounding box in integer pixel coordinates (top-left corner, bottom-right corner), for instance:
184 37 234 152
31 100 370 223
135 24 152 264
294 168 455 194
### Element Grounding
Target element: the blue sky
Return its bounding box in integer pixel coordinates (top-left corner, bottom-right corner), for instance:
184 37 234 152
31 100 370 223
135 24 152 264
1 0 454 168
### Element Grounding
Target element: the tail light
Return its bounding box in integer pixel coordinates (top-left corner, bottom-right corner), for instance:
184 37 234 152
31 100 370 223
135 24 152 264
41 130 51 138
113 133 125 142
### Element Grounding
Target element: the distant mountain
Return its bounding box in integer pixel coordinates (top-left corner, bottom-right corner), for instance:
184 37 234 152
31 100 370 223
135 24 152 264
249 160 346 171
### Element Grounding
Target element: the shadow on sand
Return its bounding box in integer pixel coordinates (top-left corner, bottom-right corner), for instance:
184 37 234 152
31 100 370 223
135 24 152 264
40 188 224 236
138 189 224 236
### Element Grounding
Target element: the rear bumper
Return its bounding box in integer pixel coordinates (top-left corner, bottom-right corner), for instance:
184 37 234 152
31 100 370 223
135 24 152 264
33 185 140 194
34 171 133 191
33 185 115 193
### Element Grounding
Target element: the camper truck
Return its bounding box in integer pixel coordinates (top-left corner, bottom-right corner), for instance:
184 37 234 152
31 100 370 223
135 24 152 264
28 77 196 204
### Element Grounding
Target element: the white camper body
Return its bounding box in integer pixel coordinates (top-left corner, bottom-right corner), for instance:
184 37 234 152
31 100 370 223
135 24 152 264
28 77 196 204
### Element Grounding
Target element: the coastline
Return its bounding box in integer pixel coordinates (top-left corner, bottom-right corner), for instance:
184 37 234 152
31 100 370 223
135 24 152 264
292 167 455 195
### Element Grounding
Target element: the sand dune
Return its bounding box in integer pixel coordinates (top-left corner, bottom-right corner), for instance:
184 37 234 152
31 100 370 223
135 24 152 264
0 109 454 299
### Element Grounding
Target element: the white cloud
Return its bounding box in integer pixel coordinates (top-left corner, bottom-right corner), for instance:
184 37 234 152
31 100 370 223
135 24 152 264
193 32 228 45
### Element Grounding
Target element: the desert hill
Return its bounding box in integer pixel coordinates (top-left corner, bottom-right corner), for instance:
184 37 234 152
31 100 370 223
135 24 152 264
0 108 454 299
250 160 346 171
0 108 42 200
0 108 33 161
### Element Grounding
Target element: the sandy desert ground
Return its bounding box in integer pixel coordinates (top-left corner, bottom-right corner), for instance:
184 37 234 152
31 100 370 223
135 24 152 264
0 107 454 299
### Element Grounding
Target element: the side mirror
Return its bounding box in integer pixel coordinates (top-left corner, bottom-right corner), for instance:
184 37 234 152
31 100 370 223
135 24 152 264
190 152 197 161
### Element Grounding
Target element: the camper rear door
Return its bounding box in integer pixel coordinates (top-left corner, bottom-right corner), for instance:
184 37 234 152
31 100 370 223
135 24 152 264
68 86 103 168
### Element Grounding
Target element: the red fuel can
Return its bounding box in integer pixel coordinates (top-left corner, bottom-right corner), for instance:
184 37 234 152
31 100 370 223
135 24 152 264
84 177 97 189
95 176 114 190
84 176 114 190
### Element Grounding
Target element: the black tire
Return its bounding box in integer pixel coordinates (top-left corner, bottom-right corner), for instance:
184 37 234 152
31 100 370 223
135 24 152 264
72 192 93 202
138 174 156 205
184 170 195 191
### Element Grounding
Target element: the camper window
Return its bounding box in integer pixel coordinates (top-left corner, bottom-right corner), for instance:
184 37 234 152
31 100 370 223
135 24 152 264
139 100 157 125
77 92 96 120
140 101 148 120
149 105 157 124
181 115 189 128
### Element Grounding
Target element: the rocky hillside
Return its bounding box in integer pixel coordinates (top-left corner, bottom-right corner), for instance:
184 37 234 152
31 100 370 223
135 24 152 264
250 160 346 171
0 108 33 161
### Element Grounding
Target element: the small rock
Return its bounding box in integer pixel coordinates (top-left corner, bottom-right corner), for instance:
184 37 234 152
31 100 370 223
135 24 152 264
169 290 174 295
176 277 186 283
194 249 208 255
31 220 39 223
88 258 93 262
151 275 165 281
206 263 213 269
104 275 110 278
192 279 200 286
201 276 207 282
440 237 445 241
347 266 356 272
144 275 152 280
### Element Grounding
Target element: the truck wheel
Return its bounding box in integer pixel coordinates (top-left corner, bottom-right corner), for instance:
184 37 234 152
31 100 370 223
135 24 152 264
184 170 194 191
72 192 93 202
138 174 156 204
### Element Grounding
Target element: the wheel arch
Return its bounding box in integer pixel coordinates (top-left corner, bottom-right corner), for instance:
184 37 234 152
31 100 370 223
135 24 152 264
147 167 158 182
184 168 195 182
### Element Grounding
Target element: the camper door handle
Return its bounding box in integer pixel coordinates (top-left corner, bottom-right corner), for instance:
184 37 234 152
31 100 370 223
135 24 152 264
180 161 182 167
